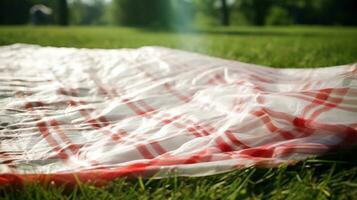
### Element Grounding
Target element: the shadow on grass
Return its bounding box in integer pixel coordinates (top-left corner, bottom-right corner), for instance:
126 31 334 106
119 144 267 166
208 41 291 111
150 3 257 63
318 145 357 163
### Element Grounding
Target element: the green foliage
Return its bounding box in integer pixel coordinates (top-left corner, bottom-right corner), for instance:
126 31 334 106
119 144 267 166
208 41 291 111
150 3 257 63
220 0 230 26
194 0 357 26
112 0 170 27
0 0 356 26
111 0 194 29
55 0 69 26
265 6 292 26
193 0 218 26
236 0 273 26
69 0 107 25
169 0 196 30
0 0 57 25
0 0 32 24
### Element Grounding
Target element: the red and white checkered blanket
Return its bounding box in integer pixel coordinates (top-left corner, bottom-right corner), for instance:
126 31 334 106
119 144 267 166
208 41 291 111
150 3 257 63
0 44 356 185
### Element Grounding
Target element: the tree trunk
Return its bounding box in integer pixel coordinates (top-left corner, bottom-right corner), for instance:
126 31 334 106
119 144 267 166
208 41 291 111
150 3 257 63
221 0 230 26
56 0 68 26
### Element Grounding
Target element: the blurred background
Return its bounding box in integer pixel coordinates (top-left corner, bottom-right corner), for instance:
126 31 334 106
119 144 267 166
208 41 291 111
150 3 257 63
0 0 356 68
1 0 356 28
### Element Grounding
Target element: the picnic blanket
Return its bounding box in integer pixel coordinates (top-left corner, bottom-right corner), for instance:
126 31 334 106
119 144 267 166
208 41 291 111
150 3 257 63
0 44 356 186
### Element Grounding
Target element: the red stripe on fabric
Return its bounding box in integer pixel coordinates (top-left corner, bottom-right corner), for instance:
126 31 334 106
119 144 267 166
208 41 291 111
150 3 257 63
187 127 203 137
58 87 78 97
252 109 295 139
62 81 156 150
302 88 333 117
68 99 117 142
183 149 212 164
140 67 191 103
49 120 80 154
293 117 306 128
61 88 112 132
258 108 314 137
87 71 155 118
86 119 102 129
87 72 156 140
69 100 103 129
36 121 68 160
69 88 78 96
136 144 155 159
24 102 45 109
262 116 279 132
137 100 156 114
163 83 191 103
156 114 204 138
150 141 166 155
88 73 111 96
275 109 356 140
58 87 68 96
98 116 110 127
25 101 69 160
309 88 349 120
110 129 127 141
250 74 273 83
215 136 233 152
49 119 101 165
122 98 146 115
285 93 357 112
208 74 226 85
240 147 274 158
252 110 278 132
0 161 154 186
156 114 208 138
0 152 16 165
225 130 249 149
161 115 181 125
197 125 211 136
184 118 215 137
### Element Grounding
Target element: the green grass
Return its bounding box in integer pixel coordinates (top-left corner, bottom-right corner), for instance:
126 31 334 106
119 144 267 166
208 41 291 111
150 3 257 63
0 25 356 199
0 26 356 67
1 151 356 200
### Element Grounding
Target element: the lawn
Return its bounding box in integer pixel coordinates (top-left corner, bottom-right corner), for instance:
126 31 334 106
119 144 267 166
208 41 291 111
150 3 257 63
0 25 356 200
0 26 357 67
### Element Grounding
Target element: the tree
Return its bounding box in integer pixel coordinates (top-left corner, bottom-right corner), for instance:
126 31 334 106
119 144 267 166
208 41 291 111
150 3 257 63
56 0 68 25
193 0 231 26
112 0 166 26
112 0 194 28
238 0 273 26
70 0 106 25
220 0 230 26
0 0 31 24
